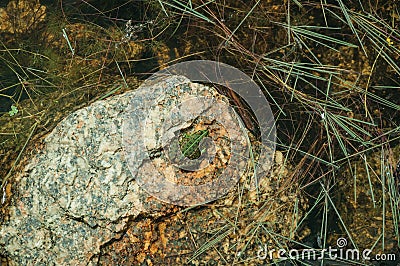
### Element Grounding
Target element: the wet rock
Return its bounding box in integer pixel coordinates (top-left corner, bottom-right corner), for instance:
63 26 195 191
0 0 46 34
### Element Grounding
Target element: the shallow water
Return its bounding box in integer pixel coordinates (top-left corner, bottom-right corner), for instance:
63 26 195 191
1 0 399 264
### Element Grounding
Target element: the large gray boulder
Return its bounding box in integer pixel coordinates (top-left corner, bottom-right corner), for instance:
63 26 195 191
0 75 248 265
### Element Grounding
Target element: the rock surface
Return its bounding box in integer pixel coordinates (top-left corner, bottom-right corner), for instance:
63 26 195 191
0 74 307 265
0 75 244 265
0 0 46 34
